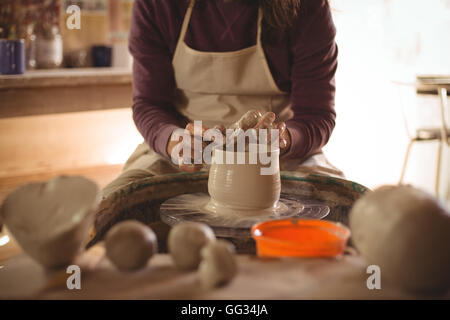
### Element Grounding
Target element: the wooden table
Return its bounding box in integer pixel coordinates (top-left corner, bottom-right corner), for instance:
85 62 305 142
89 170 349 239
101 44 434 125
0 244 431 300
415 74 450 94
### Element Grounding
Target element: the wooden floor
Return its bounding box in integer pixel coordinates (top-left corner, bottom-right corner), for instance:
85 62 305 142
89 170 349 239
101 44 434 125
0 164 123 264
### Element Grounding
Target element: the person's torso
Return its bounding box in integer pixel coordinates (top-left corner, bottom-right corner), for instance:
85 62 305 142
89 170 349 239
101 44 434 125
154 0 292 93
171 0 292 128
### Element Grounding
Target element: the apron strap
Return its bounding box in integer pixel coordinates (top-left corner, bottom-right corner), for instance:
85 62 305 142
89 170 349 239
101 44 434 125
177 0 196 50
256 7 263 46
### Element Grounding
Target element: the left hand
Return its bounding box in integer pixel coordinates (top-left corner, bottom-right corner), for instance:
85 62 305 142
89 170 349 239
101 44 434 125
254 112 291 156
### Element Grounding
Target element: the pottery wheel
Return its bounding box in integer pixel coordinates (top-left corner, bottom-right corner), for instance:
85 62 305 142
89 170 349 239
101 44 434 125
160 193 330 238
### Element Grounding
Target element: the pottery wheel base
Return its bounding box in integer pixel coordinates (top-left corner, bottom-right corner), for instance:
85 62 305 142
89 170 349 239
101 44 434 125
160 193 330 238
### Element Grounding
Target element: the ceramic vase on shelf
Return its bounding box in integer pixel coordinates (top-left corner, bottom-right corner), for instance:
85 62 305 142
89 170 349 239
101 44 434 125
25 25 37 70
35 25 63 69
34 0 63 69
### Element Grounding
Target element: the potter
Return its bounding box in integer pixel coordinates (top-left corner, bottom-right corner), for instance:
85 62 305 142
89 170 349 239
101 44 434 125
103 0 343 198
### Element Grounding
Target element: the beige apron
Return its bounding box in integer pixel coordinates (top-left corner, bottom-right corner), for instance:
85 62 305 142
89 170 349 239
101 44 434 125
102 0 343 198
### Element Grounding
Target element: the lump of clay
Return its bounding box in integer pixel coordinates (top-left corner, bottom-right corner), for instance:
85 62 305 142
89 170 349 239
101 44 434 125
350 185 450 293
198 240 237 289
105 220 157 271
168 222 216 270
230 109 263 131
0 176 100 269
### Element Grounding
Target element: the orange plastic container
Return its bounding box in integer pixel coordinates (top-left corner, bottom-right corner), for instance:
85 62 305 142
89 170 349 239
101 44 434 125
251 219 351 258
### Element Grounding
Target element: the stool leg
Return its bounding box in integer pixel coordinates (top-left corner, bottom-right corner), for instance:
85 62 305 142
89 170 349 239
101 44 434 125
435 139 443 196
400 138 414 184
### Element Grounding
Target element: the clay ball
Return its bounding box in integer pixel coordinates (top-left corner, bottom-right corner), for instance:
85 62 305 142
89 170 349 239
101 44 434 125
168 222 216 270
198 240 237 289
350 185 450 293
105 220 157 271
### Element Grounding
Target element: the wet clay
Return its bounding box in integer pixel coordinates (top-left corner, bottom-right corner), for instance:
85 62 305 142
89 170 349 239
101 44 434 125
105 220 157 271
0 176 100 269
168 222 216 270
198 240 237 289
207 148 281 217
350 185 450 293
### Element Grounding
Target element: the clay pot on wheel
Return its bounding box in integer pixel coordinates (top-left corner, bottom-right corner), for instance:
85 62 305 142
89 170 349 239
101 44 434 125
206 147 281 217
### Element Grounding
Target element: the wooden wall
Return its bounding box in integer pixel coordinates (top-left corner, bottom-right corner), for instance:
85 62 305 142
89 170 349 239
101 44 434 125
0 109 142 178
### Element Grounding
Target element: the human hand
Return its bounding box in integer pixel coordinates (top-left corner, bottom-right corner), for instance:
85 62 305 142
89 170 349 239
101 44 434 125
253 112 291 155
167 123 210 172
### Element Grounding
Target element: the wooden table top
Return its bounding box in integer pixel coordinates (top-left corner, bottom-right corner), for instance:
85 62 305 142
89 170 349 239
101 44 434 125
0 244 436 300
394 74 450 93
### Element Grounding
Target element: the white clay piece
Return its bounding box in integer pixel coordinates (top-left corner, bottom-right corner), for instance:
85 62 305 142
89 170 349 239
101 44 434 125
350 185 450 293
198 240 237 289
0 176 100 269
105 220 157 271
207 147 281 217
168 222 216 270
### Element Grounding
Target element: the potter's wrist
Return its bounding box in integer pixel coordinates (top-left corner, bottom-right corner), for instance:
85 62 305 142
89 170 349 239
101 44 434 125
160 125 181 158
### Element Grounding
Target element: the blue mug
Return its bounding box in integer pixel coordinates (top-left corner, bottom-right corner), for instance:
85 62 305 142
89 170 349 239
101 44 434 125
92 45 112 68
0 39 26 75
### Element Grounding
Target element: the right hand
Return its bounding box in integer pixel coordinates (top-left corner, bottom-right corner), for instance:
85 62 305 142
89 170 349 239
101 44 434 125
253 112 290 155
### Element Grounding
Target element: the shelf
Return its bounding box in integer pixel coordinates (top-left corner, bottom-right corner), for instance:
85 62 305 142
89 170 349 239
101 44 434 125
0 67 133 118
0 67 132 90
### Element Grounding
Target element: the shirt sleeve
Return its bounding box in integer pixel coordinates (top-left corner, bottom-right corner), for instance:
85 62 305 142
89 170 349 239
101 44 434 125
129 0 183 158
283 0 338 160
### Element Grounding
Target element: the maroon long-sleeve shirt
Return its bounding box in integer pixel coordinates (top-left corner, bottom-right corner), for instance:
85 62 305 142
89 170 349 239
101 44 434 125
129 0 338 160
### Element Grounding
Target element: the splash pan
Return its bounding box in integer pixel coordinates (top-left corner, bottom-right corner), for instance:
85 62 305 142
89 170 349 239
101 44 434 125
160 192 329 238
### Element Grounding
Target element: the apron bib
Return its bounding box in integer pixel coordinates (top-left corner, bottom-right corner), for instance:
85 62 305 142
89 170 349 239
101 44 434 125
172 0 291 128
102 0 343 198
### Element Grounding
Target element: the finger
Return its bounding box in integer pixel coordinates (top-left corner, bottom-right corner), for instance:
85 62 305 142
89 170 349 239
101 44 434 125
179 137 203 164
213 124 226 135
211 126 226 145
275 122 291 153
186 123 209 136
190 141 207 154
185 122 194 132
179 142 199 164
186 123 210 153
276 122 287 134
179 163 204 172
262 122 284 149
275 122 286 146
254 112 276 129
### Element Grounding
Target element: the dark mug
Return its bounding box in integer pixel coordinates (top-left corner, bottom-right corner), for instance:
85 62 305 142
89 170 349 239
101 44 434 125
92 45 112 67
0 39 26 75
